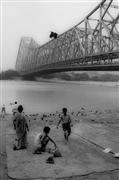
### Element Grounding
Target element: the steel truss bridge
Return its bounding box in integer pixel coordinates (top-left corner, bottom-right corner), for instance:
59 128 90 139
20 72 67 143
16 0 119 76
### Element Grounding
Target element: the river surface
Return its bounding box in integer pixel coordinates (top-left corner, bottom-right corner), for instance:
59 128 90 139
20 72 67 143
0 80 119 114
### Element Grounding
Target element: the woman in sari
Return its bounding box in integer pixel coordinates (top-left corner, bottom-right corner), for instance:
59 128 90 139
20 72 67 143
14 105 29 150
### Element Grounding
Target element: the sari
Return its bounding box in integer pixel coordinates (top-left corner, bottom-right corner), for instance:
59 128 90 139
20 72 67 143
15 112 29 149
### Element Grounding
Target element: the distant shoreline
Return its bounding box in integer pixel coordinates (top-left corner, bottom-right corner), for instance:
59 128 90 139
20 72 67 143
1 78 119 83
1 78 119 86
0 69 119 82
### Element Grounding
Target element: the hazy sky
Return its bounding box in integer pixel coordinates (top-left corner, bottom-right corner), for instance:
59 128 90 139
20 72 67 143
0 0 116 71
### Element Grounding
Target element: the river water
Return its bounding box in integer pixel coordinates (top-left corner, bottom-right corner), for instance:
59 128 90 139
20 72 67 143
1 80 119 114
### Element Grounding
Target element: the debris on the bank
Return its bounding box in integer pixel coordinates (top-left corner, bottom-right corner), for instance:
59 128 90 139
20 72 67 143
103 147 112 153
46 156 54 164
113 153 119 158
53 149 62 157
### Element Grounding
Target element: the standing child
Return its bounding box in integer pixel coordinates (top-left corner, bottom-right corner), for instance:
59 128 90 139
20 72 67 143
11 101 18 129
1 104 6 118
12 101 18 116
57 107 72 142
34 126 57 154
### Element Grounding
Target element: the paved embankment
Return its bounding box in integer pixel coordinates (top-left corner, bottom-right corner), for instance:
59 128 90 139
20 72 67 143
0 116 8 180
5 110 119 180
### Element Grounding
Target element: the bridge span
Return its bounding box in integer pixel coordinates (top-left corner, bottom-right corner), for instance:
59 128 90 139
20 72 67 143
16 0 119 76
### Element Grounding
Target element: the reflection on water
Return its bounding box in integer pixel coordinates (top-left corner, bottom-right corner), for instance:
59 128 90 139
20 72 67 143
0 80 119 113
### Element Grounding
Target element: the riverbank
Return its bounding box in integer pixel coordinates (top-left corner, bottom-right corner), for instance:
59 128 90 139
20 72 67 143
1 69 119 82
3 108 119 179
0 117 8 180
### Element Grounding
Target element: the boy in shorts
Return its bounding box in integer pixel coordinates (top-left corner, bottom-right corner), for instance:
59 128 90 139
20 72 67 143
34 126 57 154
57 107 72 141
